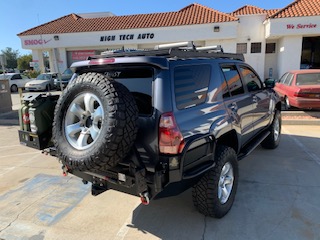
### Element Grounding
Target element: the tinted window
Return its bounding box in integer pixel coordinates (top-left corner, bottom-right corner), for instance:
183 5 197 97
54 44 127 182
11 74 22 80
174 65 210 109
221 65 244 96
239 66 262 92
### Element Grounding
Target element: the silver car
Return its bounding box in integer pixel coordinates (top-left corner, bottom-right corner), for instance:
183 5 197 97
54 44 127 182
25 73 58 91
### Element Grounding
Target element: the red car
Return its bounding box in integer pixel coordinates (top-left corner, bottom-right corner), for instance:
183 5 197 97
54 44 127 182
274 69 320 110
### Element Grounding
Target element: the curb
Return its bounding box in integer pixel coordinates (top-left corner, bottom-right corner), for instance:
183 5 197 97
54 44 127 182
282 119 320 125
281 110 320 125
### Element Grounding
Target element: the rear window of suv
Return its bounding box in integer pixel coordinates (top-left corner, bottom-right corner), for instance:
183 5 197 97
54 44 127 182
106 67 154 115
174 65 211 110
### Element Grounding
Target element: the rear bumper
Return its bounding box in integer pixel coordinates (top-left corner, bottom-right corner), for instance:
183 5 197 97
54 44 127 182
291 97 320 109
54 82 68 88
25 86 45 91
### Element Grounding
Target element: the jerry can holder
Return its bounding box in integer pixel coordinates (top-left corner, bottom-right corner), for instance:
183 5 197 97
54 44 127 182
18 130 52 150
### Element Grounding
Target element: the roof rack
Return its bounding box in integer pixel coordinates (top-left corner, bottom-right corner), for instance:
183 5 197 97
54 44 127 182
89 41 244 61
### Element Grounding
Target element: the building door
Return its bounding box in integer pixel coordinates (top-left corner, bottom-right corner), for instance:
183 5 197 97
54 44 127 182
301 37 320 69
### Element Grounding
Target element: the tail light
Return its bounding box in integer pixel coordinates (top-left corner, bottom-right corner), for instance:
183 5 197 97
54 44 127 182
294 91 319 98
159 112 185 154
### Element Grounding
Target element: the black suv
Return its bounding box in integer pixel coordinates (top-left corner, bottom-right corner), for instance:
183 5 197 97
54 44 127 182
19 43 281 218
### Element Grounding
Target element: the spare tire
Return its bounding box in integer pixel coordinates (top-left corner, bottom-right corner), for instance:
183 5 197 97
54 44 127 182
52 72 138 171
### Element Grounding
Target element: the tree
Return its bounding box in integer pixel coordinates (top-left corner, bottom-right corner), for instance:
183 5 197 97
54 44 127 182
1 47 19 69
17 54 32 70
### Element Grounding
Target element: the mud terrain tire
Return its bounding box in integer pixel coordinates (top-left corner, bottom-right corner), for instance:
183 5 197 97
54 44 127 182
52 72 138 171
192 145 239 218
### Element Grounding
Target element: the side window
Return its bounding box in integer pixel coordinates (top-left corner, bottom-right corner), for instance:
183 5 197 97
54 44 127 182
283 73 294 86
239 66 262 92
11 74 22 80
221 65 244 97
279 73 289 84
174 65 210 110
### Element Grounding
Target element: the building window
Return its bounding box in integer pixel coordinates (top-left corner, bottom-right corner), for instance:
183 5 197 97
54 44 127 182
236 43 247 54
266 43 276 54
251 42 262 53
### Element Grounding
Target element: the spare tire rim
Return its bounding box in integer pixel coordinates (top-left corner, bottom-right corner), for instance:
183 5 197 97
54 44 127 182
64 92 104 150
218 162 234 204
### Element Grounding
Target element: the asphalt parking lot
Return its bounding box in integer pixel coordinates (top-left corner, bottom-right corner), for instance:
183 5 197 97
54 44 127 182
0 94 319 240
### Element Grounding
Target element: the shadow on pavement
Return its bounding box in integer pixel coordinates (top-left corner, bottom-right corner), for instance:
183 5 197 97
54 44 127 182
126 133 320 240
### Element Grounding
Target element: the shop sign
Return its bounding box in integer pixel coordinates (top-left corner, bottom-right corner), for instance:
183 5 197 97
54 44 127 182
100 33 155 42
24 39 52 46
286 23 317 29
72 50 96 60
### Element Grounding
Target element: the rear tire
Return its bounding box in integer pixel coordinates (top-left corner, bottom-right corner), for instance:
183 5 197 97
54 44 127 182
52 72 138 171
192 145 239 218
284 96 291 110
10 84 18 92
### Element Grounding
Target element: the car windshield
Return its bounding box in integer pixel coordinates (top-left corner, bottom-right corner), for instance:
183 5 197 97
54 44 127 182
63 69 73 75
36 74 51 80
296 73 320 85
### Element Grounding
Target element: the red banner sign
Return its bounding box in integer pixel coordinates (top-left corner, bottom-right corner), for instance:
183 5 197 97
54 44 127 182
72 50 95 60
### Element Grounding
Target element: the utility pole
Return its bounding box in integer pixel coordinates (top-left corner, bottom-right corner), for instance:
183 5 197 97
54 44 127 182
0 54 6 75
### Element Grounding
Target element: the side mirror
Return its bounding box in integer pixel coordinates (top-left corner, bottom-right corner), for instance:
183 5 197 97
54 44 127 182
264 78 276 88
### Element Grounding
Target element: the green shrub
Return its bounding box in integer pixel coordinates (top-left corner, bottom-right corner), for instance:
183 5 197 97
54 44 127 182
25 70 41 78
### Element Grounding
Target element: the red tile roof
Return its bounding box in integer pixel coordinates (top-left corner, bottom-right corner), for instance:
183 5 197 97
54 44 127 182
18 3 238 36
232 5 265 15
231 5 280 17
266 9 280 16
270 0 320 18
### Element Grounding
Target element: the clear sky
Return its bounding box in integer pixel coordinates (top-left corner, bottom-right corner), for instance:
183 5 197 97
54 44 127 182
0 0 294 56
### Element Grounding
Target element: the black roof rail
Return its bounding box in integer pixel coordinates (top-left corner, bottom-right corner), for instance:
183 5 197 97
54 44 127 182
88 46 244 62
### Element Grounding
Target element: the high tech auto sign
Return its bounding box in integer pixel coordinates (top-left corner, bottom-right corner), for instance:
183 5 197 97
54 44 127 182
100 33 155 42
24 38 52 46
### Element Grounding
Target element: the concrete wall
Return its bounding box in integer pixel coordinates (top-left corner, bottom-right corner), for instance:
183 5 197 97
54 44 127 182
277 36 302 78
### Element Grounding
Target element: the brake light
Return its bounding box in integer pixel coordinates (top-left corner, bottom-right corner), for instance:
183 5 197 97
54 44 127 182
89 58 115 65
294 91 319 98
159 112 185 154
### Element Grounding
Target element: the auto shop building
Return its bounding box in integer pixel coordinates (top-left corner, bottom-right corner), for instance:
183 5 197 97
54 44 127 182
18 0 320 80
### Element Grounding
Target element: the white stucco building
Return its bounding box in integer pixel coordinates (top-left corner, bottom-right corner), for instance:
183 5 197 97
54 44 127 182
18 0 320 80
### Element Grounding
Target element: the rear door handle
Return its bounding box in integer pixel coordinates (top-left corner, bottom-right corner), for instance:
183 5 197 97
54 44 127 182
230 102 238 111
